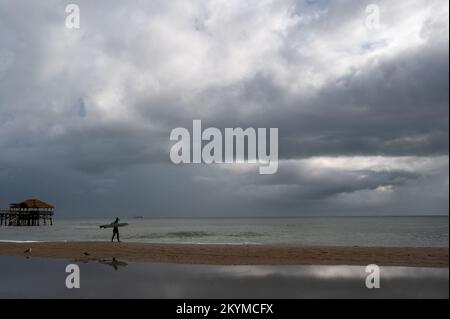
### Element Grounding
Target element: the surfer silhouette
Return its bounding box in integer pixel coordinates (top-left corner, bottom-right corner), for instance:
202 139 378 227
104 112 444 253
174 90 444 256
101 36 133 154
111 217 120 242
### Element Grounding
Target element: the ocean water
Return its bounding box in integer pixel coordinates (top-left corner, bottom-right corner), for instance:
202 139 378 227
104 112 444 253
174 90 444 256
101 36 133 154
0 216 448 247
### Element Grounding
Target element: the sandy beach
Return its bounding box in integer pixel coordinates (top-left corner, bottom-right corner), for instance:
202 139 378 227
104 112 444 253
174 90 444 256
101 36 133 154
0 242 447 267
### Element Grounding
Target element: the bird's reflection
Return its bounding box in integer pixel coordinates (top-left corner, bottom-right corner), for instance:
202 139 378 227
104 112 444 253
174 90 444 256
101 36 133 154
99 258 128 271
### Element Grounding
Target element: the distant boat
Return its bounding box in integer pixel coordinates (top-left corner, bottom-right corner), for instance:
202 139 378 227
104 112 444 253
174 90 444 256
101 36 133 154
133 216 144 219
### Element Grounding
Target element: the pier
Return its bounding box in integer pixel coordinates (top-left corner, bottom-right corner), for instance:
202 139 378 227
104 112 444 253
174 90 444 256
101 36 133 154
0 199 54 226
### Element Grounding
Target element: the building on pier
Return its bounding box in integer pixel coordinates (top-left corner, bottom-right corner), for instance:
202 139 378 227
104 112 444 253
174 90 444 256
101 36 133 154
0 199 54 226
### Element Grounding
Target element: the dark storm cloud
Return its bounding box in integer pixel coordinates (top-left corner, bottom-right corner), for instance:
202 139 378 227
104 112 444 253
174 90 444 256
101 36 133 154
190 156 448 215
0 0 448 216
150 39 448 159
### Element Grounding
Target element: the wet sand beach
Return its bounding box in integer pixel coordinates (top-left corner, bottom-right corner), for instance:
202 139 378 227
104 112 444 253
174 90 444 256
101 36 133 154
0 242 448 267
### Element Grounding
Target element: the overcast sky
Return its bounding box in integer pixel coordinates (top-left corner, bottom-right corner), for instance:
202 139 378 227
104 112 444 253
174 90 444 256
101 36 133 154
0 0 448 217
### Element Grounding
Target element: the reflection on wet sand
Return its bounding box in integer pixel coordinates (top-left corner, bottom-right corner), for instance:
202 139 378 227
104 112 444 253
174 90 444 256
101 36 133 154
0 256 447 298
99 258 128 271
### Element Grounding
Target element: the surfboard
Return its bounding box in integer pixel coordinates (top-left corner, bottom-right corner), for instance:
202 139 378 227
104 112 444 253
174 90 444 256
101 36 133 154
99 222 129 229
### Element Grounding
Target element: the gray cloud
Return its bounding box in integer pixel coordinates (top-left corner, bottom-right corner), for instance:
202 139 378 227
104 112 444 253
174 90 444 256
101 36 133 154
0 0 448 216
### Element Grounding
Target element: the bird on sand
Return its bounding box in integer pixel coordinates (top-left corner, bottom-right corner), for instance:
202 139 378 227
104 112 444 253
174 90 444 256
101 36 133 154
24 248 32 253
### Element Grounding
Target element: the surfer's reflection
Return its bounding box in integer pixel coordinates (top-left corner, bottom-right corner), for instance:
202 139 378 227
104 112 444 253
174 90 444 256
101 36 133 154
99 257 128 271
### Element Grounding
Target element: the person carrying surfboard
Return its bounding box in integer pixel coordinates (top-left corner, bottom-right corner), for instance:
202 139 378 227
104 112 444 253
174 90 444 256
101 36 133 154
99 220 128 240
111 217 121 242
